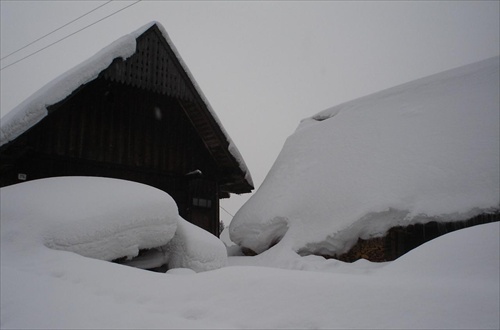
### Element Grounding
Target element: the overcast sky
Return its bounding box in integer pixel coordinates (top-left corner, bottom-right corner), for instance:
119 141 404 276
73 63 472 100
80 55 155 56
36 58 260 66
1 1 499 225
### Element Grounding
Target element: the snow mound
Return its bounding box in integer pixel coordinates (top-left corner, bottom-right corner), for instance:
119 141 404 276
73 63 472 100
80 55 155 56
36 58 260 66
121 216 228 272
381 222 499 282
230 56 500 256
0 177 178 261
165 217 227 272
220 227 245 256
1 209 498 328
219 227 232 246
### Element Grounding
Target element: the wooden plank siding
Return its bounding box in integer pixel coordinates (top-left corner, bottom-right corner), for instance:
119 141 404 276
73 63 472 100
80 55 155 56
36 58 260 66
102 28 194 102
0 79 220 232
100 25 250 194
0 23 252 235
27 80 217 177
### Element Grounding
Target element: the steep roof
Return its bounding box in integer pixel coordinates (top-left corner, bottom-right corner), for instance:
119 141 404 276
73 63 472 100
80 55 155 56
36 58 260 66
0 22 253 193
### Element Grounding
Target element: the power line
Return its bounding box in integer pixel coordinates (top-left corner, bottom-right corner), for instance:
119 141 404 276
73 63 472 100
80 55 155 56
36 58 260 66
0 0 142 71
1 1 113 61
220 205 234 218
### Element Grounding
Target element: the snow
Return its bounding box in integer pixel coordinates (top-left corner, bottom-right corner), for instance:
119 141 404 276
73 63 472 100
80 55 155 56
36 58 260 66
0 176 227 275
117 217 228 272
0 176 178 261
229 55 500 256
220 227 245 256
164 217 227 272
0 21 253 188
2 198 498 330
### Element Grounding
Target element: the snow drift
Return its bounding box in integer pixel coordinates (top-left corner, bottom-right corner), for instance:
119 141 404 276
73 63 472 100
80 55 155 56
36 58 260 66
0 177 227 272
230 56 500 256
164 217 227 272
1 215 498 328
116 217 228 272
0 177 178 261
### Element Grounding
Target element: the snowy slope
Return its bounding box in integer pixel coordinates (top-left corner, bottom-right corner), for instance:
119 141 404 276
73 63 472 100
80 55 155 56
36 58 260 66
230 56 500 255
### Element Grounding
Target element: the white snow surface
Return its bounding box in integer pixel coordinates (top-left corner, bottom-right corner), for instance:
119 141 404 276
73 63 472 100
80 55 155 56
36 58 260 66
230 56 500 255
1 176 228 275
117 217 228 272
0 21 252 187
165 217 228 272
0 177 179 261
1 205 498 329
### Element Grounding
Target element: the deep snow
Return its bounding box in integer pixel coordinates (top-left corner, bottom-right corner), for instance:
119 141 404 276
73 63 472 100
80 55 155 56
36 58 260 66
163 217 228 272
0 177 227 272
229 55 500 256
0 177 178 261
1 177 498 329
1 206 498 329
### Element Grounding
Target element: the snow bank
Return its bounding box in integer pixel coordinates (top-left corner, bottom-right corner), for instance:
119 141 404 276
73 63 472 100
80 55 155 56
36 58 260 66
0 177 178 261
220 227 245 256
164 217 227 272
2 215 498 329
117 217 228 272
230 56 500 256
380 222 499 283
1 176 228 273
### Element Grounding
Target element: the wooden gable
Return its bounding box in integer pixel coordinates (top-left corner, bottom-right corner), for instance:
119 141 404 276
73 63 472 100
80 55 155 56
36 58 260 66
100 24 252 194
0 23 253 235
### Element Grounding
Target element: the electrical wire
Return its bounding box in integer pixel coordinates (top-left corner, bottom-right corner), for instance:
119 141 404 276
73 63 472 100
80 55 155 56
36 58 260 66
220 205 234 218
1 1 113 61
1 0 142 71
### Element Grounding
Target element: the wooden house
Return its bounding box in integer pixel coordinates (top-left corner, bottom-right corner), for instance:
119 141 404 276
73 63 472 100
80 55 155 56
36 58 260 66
335 212 499 262
0 22 253 236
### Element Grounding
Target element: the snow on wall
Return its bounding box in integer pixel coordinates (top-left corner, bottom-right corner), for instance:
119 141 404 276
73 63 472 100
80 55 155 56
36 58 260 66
229 56 500 256
0 21 252 187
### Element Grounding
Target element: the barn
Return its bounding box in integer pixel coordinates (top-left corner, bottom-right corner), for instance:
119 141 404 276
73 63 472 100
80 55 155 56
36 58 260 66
0 22 253 236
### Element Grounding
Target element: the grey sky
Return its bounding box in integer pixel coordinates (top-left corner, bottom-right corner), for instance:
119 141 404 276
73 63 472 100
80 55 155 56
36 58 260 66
1 1 499 225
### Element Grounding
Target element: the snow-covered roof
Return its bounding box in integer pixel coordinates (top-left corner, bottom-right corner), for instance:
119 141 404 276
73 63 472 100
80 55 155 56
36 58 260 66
230 55 500 256
0 21 253 189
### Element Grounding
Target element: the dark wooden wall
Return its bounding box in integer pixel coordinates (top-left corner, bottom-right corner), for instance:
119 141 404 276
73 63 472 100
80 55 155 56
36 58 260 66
102 27 195 101
336 213 500 262
0 78 221 235
30 79 217 175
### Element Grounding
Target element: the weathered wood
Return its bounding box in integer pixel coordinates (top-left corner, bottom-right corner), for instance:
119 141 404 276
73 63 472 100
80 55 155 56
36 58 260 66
335 212 500 262
0 24 254 235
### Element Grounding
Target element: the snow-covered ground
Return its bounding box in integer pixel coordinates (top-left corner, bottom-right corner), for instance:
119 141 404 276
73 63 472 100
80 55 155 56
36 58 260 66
229 55 500 257
1 187 498 329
